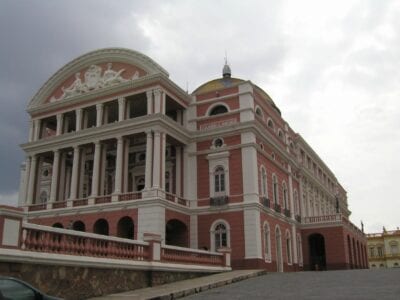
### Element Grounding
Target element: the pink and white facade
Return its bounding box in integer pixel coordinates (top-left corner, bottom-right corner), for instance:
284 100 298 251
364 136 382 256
18 48 367 271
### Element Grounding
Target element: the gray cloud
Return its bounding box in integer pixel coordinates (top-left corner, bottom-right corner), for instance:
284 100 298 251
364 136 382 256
0 0 399 232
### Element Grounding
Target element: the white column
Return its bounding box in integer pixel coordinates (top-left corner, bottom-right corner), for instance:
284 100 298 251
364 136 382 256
153 89 161 114
291 224 298 265
118 97 126 122
241 132 259 203
190 214 198 248
114 137 124 194
56 114 63 136
49 150 60 202
146 90 153 114
28 120 34 142
299 177 305 218
161 133 166 190
175 146 182 196
34 119 41 141
69 146 81 200
58 152 66 201
183 143 197 207
145 131 153 189
96 103 103 127
19 157 31 205
91 141 101 197
161 90 166 114
288 165 295 220
76 109 82 131
27 155 38 205
244 207 262 259
123 139 130 193
152 131 161 188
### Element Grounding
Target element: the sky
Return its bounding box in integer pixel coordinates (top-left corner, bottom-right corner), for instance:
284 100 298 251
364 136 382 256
0 0 399 233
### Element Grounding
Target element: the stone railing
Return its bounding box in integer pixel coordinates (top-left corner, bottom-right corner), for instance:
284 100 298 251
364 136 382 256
26 189 192 211
21 223 150 261
302 214 342 224
161 244 224 266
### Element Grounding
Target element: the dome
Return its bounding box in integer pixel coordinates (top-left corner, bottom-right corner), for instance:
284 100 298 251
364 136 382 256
192 77 245 94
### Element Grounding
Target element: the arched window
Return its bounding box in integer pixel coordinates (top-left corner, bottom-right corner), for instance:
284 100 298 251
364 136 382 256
272 174 278 204
210 221 230 251
214 166 226 194
278 129 284 141
282 182 289 209
209 105 228 116
390 241 399 254
294 189 299 215
260 167 267 196
255 106 263 119
267 118 274 129
286 231 292 264
264 222 271 261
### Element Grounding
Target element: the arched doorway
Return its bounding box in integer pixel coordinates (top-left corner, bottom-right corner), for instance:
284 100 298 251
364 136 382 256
117 216 134 239
309 233 326 270
72 221 86 232
165 219 188 247
275 226 283 272
93 219 109 235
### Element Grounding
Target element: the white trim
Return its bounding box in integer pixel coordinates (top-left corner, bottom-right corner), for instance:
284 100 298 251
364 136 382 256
263 221 272 262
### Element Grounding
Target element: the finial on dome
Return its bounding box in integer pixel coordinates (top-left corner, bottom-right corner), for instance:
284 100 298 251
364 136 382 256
222 52 231 78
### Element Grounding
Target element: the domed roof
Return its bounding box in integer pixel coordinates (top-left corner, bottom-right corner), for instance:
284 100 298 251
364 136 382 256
192 77 245 94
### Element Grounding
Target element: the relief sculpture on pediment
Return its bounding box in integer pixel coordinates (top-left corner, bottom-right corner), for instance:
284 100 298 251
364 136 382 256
50 63 139 102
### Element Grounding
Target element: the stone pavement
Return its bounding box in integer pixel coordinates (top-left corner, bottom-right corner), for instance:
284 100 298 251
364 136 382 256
89 269 266 300
185 268 400 300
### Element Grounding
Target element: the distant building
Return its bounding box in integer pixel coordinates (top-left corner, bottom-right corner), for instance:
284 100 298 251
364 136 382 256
18 48 366 271
367 228 400 268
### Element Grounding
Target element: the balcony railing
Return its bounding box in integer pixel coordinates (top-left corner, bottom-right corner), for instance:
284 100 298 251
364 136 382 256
261 197 270 208
295 215 301 223
210 196 229 206
274 203 281 213
302 214 342 224
284 208 291 218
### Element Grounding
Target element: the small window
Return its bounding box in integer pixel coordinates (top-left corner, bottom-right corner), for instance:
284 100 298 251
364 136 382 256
255 107 263 118
209 105 228 116
213 138 224 148
260 143 264 150
267 119 274 129
278 129 284 140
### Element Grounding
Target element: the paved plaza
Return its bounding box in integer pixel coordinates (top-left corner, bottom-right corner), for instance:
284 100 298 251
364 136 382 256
185 269 400 300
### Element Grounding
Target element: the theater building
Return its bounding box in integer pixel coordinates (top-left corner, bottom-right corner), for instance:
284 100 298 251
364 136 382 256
18 48 367 271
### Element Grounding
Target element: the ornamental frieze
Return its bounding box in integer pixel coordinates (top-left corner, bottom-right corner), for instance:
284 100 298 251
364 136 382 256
49 62 141 102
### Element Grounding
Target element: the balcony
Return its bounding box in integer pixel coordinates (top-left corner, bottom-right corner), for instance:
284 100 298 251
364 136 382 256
295 215 301 223
261 197 270 208
210 196 229 206
274 203 281 213
284 208 291 218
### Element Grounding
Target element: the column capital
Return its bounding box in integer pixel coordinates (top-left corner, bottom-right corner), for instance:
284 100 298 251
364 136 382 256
146 90 153 98
118 96 126 104
96 103 104 110
153 88 162 96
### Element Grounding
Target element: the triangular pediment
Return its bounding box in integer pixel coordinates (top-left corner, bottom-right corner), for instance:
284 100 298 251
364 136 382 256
29 48 169 109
